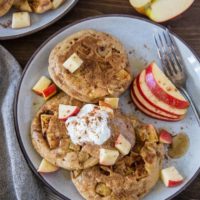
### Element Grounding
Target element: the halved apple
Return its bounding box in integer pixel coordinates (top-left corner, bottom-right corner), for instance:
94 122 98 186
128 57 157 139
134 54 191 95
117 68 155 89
132 79 179 119
129 0 151 14
37 159 59 173
145 62 189 109
161 166 184 187
146 0 194 23
32 76 52 95
58 104 80 120
138 70 187 116
131 90 181 122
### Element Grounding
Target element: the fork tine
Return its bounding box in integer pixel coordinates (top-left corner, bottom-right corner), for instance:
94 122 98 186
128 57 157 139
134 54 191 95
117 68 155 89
164 29 184 72
154 32 172 76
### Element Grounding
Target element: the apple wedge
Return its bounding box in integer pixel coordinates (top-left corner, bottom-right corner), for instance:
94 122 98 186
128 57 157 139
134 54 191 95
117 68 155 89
129 0 151 14
132 79 180 119
38 159 59 173
138 70 187 116
99 148 119 166
131 90 181 121
58 104 80 120
161 166 184 187
146 0 194 23
145 62 189 109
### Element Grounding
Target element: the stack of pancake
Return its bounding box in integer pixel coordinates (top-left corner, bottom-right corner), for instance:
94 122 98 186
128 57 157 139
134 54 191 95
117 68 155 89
31 30 164 200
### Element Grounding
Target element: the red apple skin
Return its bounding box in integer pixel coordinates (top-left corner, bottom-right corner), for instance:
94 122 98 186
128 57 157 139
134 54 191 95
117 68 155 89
131 90 182 122
59 107 80 121
159 129 173 144
42 84 57 99
137 74 185 117
145 64 189 109
132 80 179 119
168 180 184 187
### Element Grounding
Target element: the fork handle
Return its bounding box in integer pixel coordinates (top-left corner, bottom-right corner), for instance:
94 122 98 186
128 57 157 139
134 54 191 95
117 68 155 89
180 87 200 126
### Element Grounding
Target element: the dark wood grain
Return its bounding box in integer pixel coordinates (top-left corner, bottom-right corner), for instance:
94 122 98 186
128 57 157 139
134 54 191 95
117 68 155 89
1 0 200 199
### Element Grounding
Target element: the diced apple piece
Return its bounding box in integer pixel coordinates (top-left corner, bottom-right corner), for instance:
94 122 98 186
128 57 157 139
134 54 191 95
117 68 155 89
52 0 64 9
99 148 119 166
100 106 114 116
32 76 52 95
159 129 172 144
146 0 194 23
115 134 131 155
40 114 52 136
63 53 83 73
145 62 189 109
58 104 80 120
38 159 59 173
129 0 151 14
99 101 112 108
104 98 119 109
42 84 57 100
11 12 31 29
161 166 184 187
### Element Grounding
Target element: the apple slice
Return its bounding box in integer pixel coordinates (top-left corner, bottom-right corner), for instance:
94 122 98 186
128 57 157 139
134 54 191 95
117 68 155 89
42 84 57 100
115 134 131 155
146 0 194 23
129 0 151 14
52 0 64 9
32 76 52 95
11 12 31 29
145 62 189 109
99 148 119 166
159 129 173 144
161 166 184 187
138 70 187 116
131 90 182 121
132 79 179 119
104 98 119 109
38 159 59 173
63 53 83 73
58 104 80 120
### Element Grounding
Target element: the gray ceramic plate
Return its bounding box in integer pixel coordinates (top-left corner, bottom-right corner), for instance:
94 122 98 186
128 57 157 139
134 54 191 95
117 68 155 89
14 15 200 200
0 0 78 40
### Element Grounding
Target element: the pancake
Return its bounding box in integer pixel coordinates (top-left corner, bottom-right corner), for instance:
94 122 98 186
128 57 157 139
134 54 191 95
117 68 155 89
31 93 136 170
48 30 132 103
71 122 164 200
0 0 14 17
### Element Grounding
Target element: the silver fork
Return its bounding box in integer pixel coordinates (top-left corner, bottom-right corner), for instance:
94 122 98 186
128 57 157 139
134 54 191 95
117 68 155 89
154 28 200 126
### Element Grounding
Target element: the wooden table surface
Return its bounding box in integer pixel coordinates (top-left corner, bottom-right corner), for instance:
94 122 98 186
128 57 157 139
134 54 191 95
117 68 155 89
1 0 200 199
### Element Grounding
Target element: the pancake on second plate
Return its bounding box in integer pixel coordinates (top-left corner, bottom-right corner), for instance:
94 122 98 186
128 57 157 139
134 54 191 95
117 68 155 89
31 93 136 170
48 29 132 103
71 121 164 200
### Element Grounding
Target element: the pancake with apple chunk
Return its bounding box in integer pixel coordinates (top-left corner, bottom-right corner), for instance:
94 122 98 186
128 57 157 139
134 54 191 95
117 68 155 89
31 92 136 170
71 121 164 200
48 29 132 103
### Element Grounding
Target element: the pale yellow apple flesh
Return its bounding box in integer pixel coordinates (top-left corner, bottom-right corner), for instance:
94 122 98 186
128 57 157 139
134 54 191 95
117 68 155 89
38 159 59 173
129 0 151 14
146 0 194 22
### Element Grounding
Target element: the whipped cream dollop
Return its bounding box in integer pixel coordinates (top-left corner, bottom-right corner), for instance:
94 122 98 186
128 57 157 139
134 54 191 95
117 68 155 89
66 104 111 145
